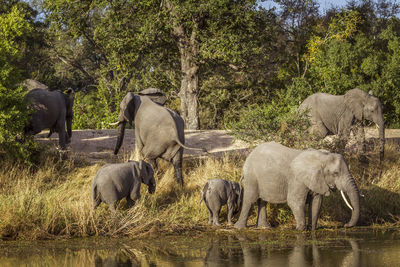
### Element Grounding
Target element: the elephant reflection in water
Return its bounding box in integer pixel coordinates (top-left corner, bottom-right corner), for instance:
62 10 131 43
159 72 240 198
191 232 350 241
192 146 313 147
94 249 140 267
203 233 360 267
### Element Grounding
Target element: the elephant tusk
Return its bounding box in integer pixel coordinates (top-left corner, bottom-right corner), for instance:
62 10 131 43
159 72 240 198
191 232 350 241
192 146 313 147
108 121 120 126
341 190 353 211
376 124 380 129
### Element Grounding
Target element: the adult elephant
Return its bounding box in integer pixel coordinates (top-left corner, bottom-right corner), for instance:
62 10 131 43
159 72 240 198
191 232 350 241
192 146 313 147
25 88 75 150
113 92 206 186
299 88 385 160
234 142 360 230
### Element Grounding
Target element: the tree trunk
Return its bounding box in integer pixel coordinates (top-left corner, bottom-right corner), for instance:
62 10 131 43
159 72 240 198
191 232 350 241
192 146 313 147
164 0 200 130
179 48 199 130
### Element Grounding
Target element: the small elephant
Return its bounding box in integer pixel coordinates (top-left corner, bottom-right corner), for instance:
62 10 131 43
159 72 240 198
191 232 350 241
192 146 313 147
113 91 206 186
199 178 242 226
92 160 156 212
24 88 75 150
299 88 385 160
234 142 360 230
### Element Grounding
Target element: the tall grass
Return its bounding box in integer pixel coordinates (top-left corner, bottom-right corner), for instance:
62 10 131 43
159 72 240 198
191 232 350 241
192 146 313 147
1 145 399 240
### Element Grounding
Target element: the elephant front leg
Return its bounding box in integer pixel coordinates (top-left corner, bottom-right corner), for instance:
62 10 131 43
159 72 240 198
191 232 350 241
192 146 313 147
256 199 271 228
234 188 257 229
287 187 308 231
307 194 323 230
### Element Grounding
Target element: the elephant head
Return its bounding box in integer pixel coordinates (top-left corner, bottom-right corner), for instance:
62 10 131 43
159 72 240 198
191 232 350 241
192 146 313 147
228 181 242 214
291 150 360 227
114 93 140 155
64 88 75 139
344 88 385 160
133 160 156 194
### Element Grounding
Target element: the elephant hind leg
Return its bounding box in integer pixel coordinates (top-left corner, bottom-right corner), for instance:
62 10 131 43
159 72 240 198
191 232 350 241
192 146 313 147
93 197 101 210
257 199 271 228
171 150 183 186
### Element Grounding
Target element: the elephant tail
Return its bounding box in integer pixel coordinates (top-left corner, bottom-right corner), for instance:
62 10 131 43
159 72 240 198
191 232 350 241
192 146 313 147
92 183 98 202
198 182 208 213
174 137 209 154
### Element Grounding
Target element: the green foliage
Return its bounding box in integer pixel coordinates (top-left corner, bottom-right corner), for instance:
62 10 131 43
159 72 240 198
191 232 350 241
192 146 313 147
228 95 313 149
0 2 39 162
72 90 120 129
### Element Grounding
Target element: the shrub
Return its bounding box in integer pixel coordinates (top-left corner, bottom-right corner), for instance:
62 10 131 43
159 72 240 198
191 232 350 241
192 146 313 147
228 99 314 149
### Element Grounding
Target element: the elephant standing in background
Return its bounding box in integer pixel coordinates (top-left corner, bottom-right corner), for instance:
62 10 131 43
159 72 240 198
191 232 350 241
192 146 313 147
24 88 75 150
113 91 206 186
198 179 242 225
234 142 360 230
92 160 156 212
299 88 385 160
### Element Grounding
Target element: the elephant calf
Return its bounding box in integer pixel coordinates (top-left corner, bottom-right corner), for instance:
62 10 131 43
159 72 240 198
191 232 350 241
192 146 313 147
92 160 156 213
199 179 242 226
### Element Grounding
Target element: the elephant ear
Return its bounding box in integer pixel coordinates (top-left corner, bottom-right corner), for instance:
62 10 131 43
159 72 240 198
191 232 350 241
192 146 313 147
119 93 136 125
344 88 368 121
291 150 330 196
65 88 75 117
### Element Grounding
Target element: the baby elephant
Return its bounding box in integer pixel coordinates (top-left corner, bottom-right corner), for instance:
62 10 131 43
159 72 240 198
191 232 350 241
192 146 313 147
92 160 155 213
199 179 242 226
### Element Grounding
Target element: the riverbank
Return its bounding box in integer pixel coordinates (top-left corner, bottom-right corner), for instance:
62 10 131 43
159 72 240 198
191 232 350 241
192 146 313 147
1 142 399 240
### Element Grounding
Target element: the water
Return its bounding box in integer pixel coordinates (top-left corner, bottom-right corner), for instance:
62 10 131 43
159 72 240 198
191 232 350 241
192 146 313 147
1 228 399 266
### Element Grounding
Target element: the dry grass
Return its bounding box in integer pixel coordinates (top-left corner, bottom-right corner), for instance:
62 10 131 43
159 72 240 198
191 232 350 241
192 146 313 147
0 144 399 240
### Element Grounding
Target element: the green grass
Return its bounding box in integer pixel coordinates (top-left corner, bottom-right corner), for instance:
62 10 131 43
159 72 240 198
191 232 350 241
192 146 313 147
0 145 399 240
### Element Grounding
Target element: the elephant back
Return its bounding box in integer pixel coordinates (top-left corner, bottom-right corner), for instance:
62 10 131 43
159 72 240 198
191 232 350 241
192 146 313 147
138 88 167 106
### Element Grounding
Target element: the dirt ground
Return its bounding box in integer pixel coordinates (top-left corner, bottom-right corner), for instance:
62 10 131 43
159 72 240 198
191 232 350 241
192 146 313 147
35 127 399 164
35 129 250 163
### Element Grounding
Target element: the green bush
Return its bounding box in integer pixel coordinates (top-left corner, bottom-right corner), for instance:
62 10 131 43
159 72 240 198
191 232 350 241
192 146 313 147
72 90 119 130
228 98 313 149
0 85 39 163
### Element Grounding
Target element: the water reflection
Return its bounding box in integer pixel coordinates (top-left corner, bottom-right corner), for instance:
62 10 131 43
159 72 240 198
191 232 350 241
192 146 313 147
203 233 361 267
1 230 400 266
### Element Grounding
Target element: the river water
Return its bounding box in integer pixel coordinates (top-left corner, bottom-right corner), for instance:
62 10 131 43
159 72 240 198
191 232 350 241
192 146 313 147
0 228 399 266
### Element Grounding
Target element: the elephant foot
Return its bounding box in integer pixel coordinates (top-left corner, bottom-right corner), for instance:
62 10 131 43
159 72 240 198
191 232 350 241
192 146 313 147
295 225 307 231
234 222 246 229
257 222 272 229
344 223 354 228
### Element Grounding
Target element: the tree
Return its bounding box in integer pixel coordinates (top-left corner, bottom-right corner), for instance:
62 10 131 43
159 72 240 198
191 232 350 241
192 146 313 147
42 0 269 129
0 2 36 161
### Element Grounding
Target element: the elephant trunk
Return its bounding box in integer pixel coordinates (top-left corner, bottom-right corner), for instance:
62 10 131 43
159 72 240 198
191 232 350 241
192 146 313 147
114 121 126 155
66 116 72 139
340 175 360 228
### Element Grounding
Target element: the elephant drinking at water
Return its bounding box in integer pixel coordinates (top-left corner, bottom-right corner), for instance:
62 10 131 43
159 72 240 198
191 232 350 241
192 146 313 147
234 142 360 230
299 88 385 160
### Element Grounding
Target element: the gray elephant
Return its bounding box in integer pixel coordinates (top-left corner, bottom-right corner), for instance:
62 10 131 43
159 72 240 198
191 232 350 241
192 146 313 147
113 91 206 186
299 88 385 160
24 88 75 150
234 142 360 230
92 160 156 212
138 88 167 106
198 178 242 226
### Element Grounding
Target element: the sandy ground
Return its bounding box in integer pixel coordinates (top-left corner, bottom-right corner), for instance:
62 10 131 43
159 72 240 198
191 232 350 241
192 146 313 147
35 127 399 164
35 129 250 163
